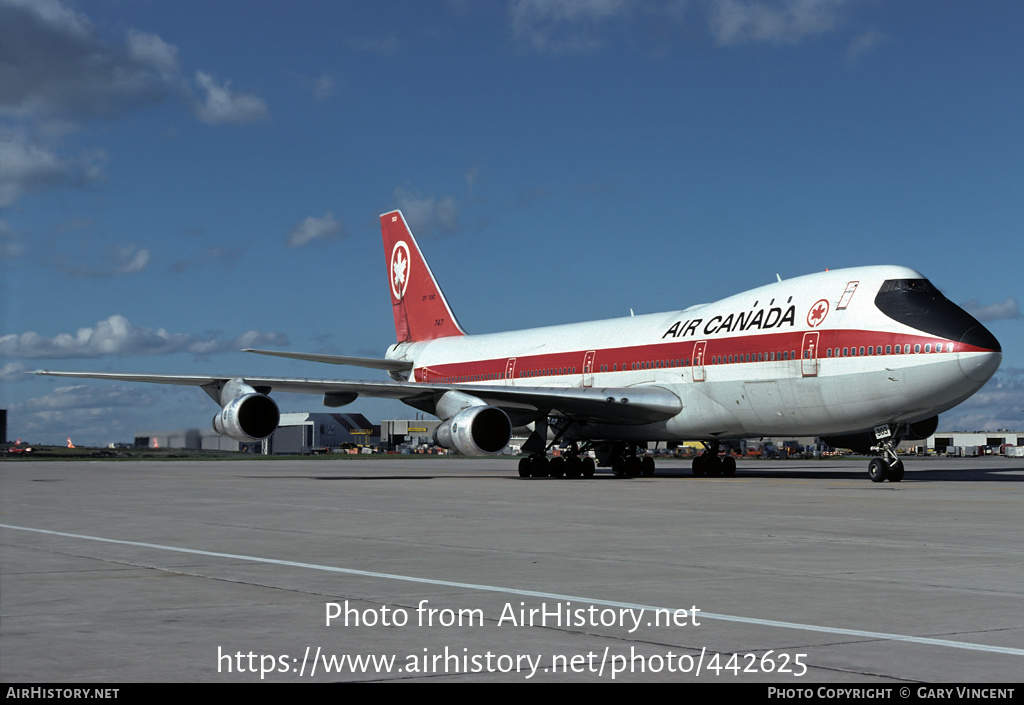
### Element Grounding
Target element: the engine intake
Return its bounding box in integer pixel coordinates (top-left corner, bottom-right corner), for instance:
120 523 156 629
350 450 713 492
433 406 512 455
213 393 280 441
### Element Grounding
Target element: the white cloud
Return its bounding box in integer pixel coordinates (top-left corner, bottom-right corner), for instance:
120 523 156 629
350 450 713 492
191 71 270 125
110 245 151 275
8 383 168 444
0 315 289 359
708 0 852 46
509 0 630 52
846 28 886 65
57 244 151 278
312 74 336 100
286 212 343 248
0 0 175 120
1 361 29 383
962 297 1020 323
15 383 152 413
0 219 25 259
126 30 181 81
394 186 459 236
0 129 107 207
0 0 269 205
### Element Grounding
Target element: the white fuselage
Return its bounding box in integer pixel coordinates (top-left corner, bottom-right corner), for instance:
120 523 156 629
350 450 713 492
388 265 1000 442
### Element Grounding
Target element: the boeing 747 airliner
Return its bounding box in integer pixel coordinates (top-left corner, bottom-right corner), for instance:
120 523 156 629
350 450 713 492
36 210 1001 482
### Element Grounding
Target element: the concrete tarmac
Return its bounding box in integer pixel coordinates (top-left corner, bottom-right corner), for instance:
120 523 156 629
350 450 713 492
2 456 1022 683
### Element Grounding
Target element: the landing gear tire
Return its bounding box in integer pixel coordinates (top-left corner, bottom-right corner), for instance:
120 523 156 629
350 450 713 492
868 457 887 483
565 456 583 478
531 456 549 478
626 456 642 477
582 457 596 478
692 455 706 477
640 456 655 477
885 459 905 482
611 456 627 477
548 456 565 478
721 456 737 477
518 457 532 478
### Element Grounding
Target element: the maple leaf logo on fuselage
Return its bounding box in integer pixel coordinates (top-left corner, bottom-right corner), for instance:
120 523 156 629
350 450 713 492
806 299 830 327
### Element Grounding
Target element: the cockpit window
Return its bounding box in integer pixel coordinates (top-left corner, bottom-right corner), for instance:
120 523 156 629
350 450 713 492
875 278 1000 352
878 279 939 295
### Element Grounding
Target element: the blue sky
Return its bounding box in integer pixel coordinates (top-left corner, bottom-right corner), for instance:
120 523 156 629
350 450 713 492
2 0 1021 445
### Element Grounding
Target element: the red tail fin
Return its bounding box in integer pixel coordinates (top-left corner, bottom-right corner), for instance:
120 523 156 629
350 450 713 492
381 210 466 342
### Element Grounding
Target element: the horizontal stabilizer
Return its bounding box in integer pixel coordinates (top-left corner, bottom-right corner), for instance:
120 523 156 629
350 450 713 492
242 348 413 372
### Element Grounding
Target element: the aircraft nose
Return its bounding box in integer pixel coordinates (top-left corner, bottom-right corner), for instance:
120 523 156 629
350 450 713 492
957 325 1001 383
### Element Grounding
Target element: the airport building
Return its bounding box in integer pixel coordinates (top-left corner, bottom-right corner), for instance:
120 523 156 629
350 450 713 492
264 412 379 454
925 431 1022 455
380 418 441 451
135 412 380 454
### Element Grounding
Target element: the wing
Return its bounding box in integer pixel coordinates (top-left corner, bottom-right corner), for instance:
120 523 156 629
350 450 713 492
32 370 681 425
241 348 414 372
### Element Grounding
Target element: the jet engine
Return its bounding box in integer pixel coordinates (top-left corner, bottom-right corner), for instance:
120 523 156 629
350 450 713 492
822 416 939 455
212 392 280 442
433 405 512 456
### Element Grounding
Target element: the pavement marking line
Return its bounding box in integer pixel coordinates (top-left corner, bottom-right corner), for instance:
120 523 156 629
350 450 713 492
3 522 1022 657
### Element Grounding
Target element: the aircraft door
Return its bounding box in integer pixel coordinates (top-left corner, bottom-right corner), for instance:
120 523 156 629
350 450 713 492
838 281 859 309
582 350 596 387
505 358 517 386
801 332 819 377
693 340 707 382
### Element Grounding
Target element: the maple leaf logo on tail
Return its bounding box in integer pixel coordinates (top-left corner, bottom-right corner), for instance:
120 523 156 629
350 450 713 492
390 241 410 301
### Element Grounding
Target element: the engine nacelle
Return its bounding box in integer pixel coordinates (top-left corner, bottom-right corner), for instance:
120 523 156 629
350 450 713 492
905 415 939 440
433 406 512 456
212 393 280 442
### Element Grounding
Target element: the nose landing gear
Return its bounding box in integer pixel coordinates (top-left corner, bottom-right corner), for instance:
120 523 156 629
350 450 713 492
868 424 905 483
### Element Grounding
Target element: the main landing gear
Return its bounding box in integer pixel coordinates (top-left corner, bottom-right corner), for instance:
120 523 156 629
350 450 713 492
691 440 737 477
606 443 655 477
518 419 596 478
518 445 596 478
518 438 658 479
868 425 905 483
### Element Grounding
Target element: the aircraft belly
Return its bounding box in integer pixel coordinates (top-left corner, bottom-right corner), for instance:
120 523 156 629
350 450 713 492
571 421 674 442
